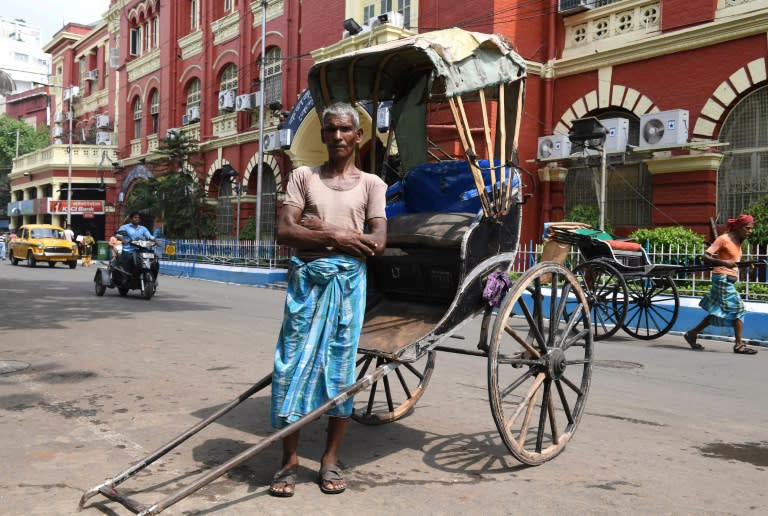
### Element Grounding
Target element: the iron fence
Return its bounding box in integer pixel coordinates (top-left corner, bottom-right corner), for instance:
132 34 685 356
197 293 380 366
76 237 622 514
158 239 292 269
514 240 768 302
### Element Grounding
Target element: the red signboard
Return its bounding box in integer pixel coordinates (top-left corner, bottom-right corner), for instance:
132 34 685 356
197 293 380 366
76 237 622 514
48 199 105 215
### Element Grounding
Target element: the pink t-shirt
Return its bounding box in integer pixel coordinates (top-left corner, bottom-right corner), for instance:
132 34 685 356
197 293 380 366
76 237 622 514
706 233 742 278
283 166 387 260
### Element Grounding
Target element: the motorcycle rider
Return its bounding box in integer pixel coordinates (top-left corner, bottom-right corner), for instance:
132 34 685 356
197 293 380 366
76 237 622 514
116 212 156 283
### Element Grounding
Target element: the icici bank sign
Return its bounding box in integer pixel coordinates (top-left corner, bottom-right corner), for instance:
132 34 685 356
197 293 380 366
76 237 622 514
47 199 105 214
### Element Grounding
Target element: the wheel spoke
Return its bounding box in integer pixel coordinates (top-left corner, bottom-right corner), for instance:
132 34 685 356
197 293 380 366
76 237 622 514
548 392 561 445
356 355 373 380
499 368 535 399
559 373 583 396
504 324 541 359
517 296 545 351
394 367 413 399
516 380 541 447
555 379 574 425
505 372 545 432
402 361 425 379
535 380 552 453
382 375 394 412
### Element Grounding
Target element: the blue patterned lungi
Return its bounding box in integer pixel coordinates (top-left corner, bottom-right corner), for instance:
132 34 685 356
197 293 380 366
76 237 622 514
699 273 745 327
271 255 366 428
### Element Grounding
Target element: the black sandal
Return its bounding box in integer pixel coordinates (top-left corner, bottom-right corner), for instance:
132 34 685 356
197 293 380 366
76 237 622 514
733 344 758 355
269 465 298 497
684 332 704 351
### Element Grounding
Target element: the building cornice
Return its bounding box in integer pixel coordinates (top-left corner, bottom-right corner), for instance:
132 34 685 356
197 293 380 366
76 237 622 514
644 153 724 175
554 8 768 78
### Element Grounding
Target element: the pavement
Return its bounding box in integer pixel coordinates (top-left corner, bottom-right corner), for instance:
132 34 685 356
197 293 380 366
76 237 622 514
1 263 766 515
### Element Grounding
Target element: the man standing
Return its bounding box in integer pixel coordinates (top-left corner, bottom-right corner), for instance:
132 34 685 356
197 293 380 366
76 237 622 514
63 224 75 242
269 102 387 497
684 214 757 354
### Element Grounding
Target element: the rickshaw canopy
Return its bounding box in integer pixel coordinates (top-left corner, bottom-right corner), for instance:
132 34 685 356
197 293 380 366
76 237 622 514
307 27 527 109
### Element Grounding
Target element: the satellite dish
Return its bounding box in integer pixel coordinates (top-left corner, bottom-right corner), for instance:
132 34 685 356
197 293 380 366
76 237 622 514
642 118 665 145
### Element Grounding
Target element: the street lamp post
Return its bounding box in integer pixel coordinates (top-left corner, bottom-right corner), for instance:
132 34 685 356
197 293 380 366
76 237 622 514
255 0 267 244
234 183 241 241
66 88 73 228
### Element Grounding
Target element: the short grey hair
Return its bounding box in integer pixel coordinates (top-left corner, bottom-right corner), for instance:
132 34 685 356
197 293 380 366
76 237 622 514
322 102 360 129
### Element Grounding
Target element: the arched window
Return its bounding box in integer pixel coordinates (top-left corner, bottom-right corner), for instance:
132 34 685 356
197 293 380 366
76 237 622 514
219 64 238 94
564 110 651 229
717 85 768 219
218 64 238 113
263 47 282 105
258 163 277 240
149 89 159 134
186 78 201 110
132 96 143 139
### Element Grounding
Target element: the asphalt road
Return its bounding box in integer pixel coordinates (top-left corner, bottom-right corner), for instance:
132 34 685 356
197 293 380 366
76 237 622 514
0 261 766 515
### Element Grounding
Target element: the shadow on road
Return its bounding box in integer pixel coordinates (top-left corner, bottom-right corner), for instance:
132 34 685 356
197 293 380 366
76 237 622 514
0 276 222 332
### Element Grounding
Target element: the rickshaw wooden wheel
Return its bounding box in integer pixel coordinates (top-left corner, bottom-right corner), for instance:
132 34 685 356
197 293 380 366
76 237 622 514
488 262 593 466
352 350 436 425
621 275 679 340
569 260 627 341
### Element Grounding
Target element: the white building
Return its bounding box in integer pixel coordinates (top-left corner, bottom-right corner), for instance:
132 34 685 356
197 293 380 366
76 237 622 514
0 16 50 95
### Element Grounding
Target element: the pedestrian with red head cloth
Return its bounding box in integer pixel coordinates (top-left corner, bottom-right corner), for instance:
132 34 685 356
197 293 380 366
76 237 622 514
268 102 387 497
684 214 757 354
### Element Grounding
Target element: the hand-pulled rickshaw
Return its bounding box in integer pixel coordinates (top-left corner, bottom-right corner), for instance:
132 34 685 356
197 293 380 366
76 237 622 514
80 28 594 515
549 224 764 341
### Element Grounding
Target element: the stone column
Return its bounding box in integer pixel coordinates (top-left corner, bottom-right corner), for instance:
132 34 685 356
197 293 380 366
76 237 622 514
538 164 568 223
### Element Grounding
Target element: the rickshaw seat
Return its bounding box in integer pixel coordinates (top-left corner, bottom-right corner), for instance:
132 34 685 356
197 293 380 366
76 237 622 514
386 212 474 248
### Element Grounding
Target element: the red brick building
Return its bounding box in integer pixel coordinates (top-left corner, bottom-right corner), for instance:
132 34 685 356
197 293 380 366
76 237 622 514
8 0 768 245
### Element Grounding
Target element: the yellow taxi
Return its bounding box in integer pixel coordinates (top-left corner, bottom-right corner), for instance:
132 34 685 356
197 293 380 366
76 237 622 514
9 224 79 268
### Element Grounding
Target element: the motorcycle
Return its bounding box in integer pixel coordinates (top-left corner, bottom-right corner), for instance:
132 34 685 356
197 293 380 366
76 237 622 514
94 239 159 300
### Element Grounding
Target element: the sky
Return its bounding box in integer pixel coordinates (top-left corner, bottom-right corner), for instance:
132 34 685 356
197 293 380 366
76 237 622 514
4 0 111 46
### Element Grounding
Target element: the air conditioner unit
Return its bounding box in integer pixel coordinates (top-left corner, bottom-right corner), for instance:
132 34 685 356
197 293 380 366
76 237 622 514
600 117 629 154
182 114 190 126
85 69 99 81
279 128 292 149
370 11 405 29
53 126 63 137
187 106 200 122
537 134 572 161
95 114 110 129
262 132 280 152
639 109 689 149
54 111 65 124
236 93 261 111
218 89 236 111
376 105 391 133
95 131 112 145
63 86 80 101
559 0 593 15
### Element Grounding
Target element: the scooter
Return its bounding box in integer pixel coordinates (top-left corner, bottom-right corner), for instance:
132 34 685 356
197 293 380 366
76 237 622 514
94 239 159 300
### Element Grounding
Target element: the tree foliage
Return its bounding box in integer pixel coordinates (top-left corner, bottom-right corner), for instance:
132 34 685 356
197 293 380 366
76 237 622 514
124 131 215 238
564 204 612 234
0 115 50 216
745 195 768 248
